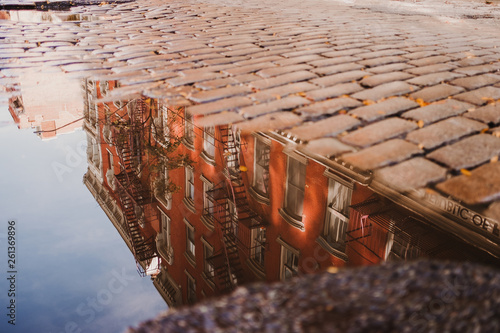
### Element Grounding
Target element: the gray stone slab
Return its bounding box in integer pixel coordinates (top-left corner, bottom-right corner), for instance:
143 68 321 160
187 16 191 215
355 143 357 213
239 96 310 118
187 96 254 116
464 104 500 125
286 114 361 142
296 97 362 118
300 138 355 158
365 63 414 74
310 70 368 88
306 82 363 101
409 84 465 103
374 157 448 193
405 63 457 75
453 86 500 106
341 139 422 171
427 134 500 170
360 71 414 87
351 81 417 102
449 73 500 90
341 118 418 148
236 111 302 133
402 99 474 125
311 63 364 76
406 117 487 149
348 97 419 122
250 70 318 90
406 72 465 87
436 162 500 205
189 85 253 103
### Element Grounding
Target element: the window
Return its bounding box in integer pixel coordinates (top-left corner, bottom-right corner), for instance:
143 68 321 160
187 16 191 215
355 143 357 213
251 227 266 268
153 104 169 146
185 220 195 264
160 210 171 248
200 176 214 230
323 177 352 251
203 241 215 284
184 166 195 210
279 154 307 229
184 110 195 148
203 126 216 160
158 210 173 264
385 232 421 261
278 239 299 282
186 271 196 305
252 138 270 198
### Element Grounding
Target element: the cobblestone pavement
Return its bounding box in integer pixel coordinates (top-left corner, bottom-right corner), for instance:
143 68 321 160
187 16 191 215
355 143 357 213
1 0 500 227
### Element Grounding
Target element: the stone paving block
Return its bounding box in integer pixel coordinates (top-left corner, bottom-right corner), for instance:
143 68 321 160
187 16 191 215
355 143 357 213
187 96 254 116
427 134 500 171
286 114 361 142
365 63 414 74
453 63 500 76
341 118 418 148
358 56 405 68
402 99 474 125
360 71 414 87
296 96 362 118
189 85 253 103
436 162 500 205
406 117 487 149
407 55 452 67
202 56 249 66
374 157 448 193
311 62 364 76
356 49 407 60
309 56 361 68
195 111 245 127
464 104 500 125
406 72 465 87
281 47 332 59
306 82 363 101
273 55 324 66
166 72 224 86
409 84 465 103
405 63 457 75
224 62 277 76
239 96 310 118
310 70 368 88
249 70 318 90
351 81 417 102
236 111 302 133
453 86 500 106
300 137 355 158
321 48 366 58
348 97 418 122
401 50 440 60
341 139 422 171
449 73 500 90
250 82 317 102
256 64 312 78
485 201 500 222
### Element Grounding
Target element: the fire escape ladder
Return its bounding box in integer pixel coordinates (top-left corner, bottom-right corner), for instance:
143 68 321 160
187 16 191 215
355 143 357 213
112 100 157 265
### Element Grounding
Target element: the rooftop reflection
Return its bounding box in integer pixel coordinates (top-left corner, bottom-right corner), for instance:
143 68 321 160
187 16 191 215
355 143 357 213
83 78 500 308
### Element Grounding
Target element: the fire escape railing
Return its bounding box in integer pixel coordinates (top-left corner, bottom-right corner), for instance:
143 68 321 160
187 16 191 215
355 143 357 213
204 125 267 293
112 98 159 272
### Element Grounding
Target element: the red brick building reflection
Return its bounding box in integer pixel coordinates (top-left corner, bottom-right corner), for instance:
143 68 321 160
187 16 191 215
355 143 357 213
83 79 499 309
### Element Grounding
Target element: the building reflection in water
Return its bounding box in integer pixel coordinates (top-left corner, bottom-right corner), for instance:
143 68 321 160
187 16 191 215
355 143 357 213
82 79 500 309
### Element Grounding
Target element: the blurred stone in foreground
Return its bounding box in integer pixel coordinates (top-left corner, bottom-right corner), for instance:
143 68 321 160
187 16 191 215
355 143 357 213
129 260 500 333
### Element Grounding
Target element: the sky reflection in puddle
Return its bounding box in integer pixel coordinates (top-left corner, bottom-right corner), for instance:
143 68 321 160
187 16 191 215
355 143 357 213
0 75 166 333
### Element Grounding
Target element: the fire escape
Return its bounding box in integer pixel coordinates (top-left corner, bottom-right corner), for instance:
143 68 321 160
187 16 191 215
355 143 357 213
112 98 159 275
205 126 267 294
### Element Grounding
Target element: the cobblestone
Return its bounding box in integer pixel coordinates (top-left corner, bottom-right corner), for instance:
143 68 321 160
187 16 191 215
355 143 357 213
305 82 363 101
437 162 500 205
351 81 417 102
453 86 500 106
427 134 500 170
286 114 361 142
402 99 474 125
409 84 465 103
406 116 487 149
449 73 500 90
341 118 418 148
341 139 422 171
464 104 500 125
349 97 418 122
